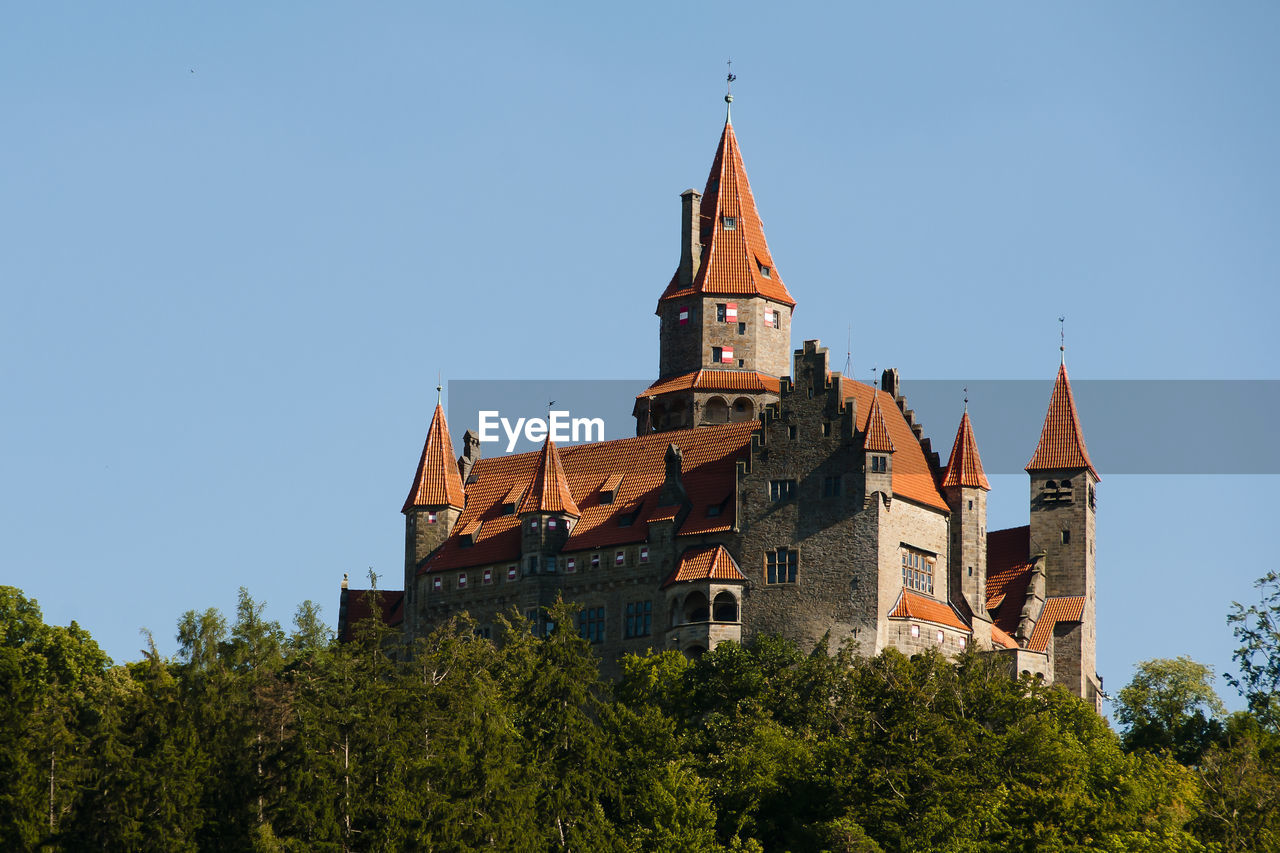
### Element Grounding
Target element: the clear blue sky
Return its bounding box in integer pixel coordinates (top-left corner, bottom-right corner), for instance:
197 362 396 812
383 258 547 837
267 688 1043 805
3 3 1277 709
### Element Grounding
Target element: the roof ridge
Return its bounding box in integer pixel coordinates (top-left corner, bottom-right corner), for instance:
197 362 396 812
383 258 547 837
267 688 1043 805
402 402 465 512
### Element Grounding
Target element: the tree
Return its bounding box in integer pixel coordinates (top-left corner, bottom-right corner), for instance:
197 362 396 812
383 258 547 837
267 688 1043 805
1226 570 1280 729
1115 657 1226 763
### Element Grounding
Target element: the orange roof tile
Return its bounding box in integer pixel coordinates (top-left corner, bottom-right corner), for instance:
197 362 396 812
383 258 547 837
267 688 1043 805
986 525 1032 636
402 402 465 512
888 590 970 633
1026 363 1099 479
518 438 581 517
658 119 796 309
661 544 746 588
990 624 1018 650
638 369 781 398
839 380 949 511
1027 595 1085 652
422 421 758 572
863 391 895 453
940 410 990 490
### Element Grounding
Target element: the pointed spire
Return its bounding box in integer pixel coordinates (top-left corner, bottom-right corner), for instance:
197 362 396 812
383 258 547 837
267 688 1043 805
1026 363 1099 479
518 437 581 517
659 110 796 308
402 402 465 513
863 391 895 453
941 410 990 490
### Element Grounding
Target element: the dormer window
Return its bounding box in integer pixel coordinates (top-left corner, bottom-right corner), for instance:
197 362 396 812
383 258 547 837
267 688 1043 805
600 473 623 505
459 534 474 548
759 264 771 278
618 506 640 527
722 216 737 230
502 503 516 515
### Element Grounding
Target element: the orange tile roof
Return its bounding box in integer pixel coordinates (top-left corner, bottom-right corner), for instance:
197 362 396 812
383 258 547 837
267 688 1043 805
421 421 758 572
402 402 465 512
518 438 581 517
840 380 949 511
661 544 745 588
658 119 796 309
990 624 1019 650
986 525 1032 636
1026 363 1099 479
638 369 781 398
862 391 896 453
888 590 970 633
1027 595 1085 652
940 410 990 490
600 473 624 494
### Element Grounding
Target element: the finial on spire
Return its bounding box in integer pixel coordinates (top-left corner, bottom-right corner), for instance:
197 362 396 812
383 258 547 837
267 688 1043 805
963 386 969 413
871 365 878 391
1058 315 1066 365
725 59 736 117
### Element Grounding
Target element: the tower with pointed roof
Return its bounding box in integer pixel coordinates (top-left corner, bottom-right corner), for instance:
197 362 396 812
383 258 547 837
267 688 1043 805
634 100 796 435
1026 361 1100 704
941 407 992 649
401 398 466 641
518 436 581 586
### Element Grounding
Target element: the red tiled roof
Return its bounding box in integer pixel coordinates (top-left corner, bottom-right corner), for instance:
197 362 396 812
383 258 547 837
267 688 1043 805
402 403 465 512
658 119 796 308
638 369 781 398
986 525 1032 636
1028 595 1085 652
661 544 745 588
421 421 758 572
863 392 895 453
888 590 970 633
339 589 404 642
940 410 990 490
990 624 1019 650
839 380 949 511
518 438 581 517
1026 363 1099 479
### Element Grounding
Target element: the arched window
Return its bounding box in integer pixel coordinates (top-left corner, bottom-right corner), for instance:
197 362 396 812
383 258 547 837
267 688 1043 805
704 396 729 424
730 397 754 422
712 591 739 622
683 591 710 623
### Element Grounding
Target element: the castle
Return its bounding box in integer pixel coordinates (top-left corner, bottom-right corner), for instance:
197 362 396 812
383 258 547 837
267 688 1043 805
338 99 1103 710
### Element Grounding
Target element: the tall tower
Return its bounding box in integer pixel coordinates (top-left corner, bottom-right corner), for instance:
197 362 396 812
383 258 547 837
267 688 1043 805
1026 362 1100 705
940 406 992 648
401 397 465 642
635 96 797 434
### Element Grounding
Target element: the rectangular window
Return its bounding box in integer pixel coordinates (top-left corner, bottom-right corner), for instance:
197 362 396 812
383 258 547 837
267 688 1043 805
615 550 625 566
527 555 538 575
566 557 576 573
759 264 771 278
529 519 539 531
625 601 653 638
936 630 945 644
871 455 888 473
765 547 799 584
901 547 936 595
577 607 606 644
711 346 722 363
722 216 737 230
591 553 600 569
427 511 437 523
548 518 557 529
788 424 797 440
432 576 443 592
738 322 746 335
822 422 831 437
678 306 690 325
959 636 967 650
769 479 797 501
458 573 468 589
910 624 920 638
639 546 649 563
822 475 841 497
546 556 557 573
483 568 493 585
507 564 517 581
716 304 727 322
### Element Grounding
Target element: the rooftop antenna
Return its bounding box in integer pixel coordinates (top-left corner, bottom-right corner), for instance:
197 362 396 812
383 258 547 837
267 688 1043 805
843 324 852 376
725 59 736 119
1058 315 1066 365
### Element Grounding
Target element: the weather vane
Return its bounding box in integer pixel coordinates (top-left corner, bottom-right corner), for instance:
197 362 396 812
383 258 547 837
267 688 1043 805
436 370 443 405
726 59 736 112
1058 315 1066 364
963 386 969 411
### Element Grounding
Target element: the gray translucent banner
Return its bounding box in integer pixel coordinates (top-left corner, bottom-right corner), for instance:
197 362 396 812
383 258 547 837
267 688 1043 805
447 379 1280 474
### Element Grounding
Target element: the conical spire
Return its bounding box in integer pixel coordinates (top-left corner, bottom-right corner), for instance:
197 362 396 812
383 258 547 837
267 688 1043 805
1026 363 1099 479
402 402 465 513
863 392 895 453
659 117 796 308
941 410 990 489
518 437 581 517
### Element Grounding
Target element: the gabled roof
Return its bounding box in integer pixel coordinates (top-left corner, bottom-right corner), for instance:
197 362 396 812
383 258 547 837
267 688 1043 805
862 391 896 453
638 369 781 398
985 525 1032 636
402 402 465 513
838 380 949 511
1028 595 1085 652
1026 363 1099 479
659 119 796 308
888 590 970 633
421 421 758 573
661 544 745 588
940 410 990 490
518 438 581 517
990 624 1019 650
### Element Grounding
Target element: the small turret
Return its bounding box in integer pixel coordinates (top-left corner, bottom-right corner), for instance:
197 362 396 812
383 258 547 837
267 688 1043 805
862 390 895 501
941 407 991 645
518 437 579 575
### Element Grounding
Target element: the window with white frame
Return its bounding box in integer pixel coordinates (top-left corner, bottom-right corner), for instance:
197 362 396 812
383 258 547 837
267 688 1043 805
901 547 935 595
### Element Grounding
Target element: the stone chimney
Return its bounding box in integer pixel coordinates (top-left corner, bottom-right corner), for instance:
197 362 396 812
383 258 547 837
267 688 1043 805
458 428 481 483
658 443 688 506
679 189 702 288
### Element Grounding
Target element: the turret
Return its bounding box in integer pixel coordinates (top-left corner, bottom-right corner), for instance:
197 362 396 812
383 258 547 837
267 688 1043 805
940 407 991 647
862 390 895 501
518 437 580 575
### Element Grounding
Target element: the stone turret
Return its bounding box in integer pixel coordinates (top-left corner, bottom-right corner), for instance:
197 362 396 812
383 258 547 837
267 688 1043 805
518 437 580 576
862 390 895 502
940 407 992 648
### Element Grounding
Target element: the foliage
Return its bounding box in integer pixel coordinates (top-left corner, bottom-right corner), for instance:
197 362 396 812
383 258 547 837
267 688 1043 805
1115 656 1226 764
1226 570 1280 729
